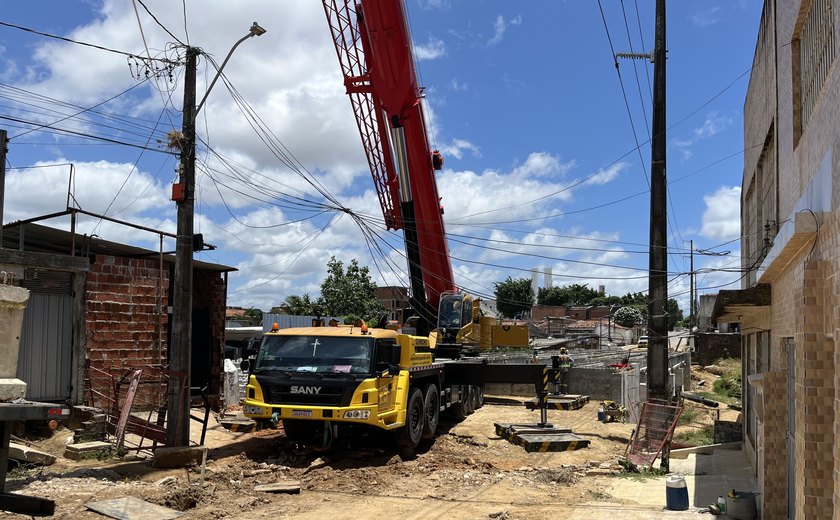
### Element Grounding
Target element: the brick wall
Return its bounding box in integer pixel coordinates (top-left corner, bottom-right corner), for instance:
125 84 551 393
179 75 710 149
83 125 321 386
86 255 168 370
762 371 787 518
694 333 741 366
193 268 226 408
85 255 169 408
84 256 228 412
743 1 840 517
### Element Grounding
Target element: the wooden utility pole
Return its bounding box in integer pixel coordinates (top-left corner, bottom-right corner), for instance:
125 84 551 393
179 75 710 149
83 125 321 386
167 47 199 447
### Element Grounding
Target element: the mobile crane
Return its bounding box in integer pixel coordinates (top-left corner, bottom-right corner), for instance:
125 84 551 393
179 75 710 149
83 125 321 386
242 0 548 449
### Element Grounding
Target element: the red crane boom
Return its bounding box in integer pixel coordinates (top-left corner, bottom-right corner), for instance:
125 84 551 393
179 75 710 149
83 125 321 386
323 0 455 325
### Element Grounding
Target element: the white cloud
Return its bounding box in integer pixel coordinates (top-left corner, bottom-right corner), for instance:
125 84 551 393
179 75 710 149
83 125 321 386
488 15 506 46
438 138 481 160
418 0 450 10
450 79 469 91
701 186 741 240
414 36 446 60
583 162 628 186
692 6 722 27
672 112 733 160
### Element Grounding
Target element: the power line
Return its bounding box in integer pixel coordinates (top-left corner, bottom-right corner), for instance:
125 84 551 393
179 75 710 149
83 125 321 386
135 0 185 45
0 19 179 64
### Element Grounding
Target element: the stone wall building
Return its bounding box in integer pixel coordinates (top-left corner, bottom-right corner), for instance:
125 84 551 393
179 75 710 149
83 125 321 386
713 1 840 517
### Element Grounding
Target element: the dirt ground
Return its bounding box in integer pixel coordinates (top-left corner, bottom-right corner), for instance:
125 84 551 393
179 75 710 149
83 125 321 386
3 366 738 519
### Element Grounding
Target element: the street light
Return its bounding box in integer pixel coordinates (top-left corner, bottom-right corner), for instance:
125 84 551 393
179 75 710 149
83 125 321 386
196 22 267 115
168 22 266 447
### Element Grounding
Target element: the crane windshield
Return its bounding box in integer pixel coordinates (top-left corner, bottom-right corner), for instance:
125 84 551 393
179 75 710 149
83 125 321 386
255 335 374 374
438 294 465 329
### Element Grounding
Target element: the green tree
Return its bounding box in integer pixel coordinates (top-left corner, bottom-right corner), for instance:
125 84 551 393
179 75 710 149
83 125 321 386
494 277 534 318
243 307 263 325
537 283 601 306
613 306 644 328
665 298 684 331
275 295 315 316
317 256 386 322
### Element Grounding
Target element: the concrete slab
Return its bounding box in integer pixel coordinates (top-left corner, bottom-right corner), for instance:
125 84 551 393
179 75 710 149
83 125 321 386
0 378 27 400
85 496 183 520
9 442 56 465
219 416 256 432
152 445 207 468
254 481 301 494
601 447 758 518
64 441 112 460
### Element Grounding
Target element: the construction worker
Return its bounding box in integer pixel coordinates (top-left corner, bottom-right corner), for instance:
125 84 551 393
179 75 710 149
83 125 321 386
557 347 573 394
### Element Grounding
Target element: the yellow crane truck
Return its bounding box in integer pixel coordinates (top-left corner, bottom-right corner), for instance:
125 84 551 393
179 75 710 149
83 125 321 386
241 322 537 449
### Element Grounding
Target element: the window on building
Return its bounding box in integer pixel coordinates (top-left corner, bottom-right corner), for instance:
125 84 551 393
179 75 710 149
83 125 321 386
793 0 836 143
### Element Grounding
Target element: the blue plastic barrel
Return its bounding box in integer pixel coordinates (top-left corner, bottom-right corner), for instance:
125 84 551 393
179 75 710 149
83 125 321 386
665 476 689 510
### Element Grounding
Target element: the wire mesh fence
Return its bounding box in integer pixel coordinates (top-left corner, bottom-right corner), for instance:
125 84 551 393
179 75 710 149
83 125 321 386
627 398 683 469
85 363 171 452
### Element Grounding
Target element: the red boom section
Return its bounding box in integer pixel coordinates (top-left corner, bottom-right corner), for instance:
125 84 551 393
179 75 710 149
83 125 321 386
323 0 455 310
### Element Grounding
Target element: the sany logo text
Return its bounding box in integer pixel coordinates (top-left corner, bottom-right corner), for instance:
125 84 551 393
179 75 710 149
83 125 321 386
290 386 322 394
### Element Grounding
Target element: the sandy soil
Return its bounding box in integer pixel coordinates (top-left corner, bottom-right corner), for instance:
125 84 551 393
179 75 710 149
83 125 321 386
4 398 640 519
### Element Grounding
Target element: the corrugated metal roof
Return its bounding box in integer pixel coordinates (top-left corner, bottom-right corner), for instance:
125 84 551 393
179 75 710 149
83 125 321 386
2 222 236 273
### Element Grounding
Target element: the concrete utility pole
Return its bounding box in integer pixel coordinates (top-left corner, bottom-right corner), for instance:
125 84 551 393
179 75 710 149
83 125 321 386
166 24 266 447
0 130 7 249
167 46 199 447
647 0 668 402
689 240 695 329
647 0 672 473
0 130 9 249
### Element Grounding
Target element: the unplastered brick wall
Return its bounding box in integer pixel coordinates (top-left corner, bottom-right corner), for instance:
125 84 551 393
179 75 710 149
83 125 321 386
85 255 169 395
194 268 227 408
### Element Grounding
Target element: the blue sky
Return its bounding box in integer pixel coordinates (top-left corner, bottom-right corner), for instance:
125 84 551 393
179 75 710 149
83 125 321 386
0 0 761 313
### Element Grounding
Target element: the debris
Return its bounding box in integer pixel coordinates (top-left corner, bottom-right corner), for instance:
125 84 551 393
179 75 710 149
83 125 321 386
254 481 301 494
9 442 56 465
243 468 273 477
85 496 183 520
304 456 329 473
488 511 510 519
152 446 208 469
64 440 112 461
220 416 256 433
154 476 179 487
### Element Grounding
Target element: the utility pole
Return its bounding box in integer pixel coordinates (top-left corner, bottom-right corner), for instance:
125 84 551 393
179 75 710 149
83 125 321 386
689 240 695 329
167 46 198 447
647 0 668 401
0 130 7 249
647 0 671 472
165 24 265 447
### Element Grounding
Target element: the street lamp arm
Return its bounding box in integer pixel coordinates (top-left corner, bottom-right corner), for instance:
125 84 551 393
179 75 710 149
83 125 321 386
195 22 266 116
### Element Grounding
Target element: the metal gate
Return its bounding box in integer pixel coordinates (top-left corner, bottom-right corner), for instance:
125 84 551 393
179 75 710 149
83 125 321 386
17 270 73 401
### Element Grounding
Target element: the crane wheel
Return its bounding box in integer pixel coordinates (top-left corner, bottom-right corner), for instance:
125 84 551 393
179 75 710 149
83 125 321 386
474 384 485 409
397 387 424 449
464 385 476 415
422 383 440 439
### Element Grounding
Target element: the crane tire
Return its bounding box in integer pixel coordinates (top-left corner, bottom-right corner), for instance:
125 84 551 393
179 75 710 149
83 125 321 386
422 383 440 439
396 387 424 449
464 385 476 415
474 384 485 409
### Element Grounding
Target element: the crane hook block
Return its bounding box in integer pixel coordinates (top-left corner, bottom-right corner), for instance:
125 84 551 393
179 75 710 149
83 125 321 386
431 150 444 171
